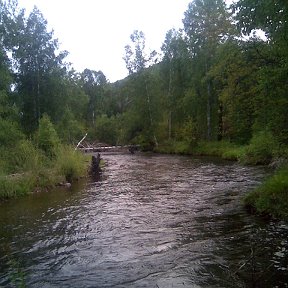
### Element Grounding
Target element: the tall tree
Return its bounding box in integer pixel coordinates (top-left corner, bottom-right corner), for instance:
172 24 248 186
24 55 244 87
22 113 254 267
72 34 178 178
7 6 68 132
233 0 288 43
161 29 191 139
123 30 159 146
80 69 107 126
233 0 288 144
183 0 234 140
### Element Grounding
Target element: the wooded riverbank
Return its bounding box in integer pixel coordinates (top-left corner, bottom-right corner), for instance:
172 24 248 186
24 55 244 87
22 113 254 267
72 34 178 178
1 1 287 219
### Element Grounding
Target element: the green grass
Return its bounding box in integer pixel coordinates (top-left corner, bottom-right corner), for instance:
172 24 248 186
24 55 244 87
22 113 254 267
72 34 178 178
54 145 89 183
0 143 90 200
155 140 245 161
244 166 288 219
0 174 34 199
154 140 194 155
193 141 245 160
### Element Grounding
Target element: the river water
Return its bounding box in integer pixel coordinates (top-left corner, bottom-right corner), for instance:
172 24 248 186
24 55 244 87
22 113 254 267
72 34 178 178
0 153 287 287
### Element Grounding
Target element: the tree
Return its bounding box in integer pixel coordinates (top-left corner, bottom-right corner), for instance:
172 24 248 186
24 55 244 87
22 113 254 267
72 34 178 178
123 30 159 146
233 0 288 43
183 0 234 140
36 113 60 157
80 69 107 126
233 1 288 145
161 29 191 139
7 6 68 132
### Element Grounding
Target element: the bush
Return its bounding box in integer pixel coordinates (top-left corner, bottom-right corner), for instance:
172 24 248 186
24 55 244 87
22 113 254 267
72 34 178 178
36 114 60 157
193 141 244 160
222 146 246 161
241 130 277 165
5 140 45 174
0 174 34 199
177 117 198 146
0 119 24 148
93 115 118 145
55 145 88 183
244 166 288 219
154 140 194 154
56 109 86 144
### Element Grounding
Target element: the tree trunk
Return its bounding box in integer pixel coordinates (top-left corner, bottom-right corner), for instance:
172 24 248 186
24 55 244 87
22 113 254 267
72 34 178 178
207 79 212 141
168 60 173 140
218 102 223 141
168 110 172 140
145 78 158 146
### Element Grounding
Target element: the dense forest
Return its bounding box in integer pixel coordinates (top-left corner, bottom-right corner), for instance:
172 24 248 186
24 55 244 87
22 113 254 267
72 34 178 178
0 0 287 215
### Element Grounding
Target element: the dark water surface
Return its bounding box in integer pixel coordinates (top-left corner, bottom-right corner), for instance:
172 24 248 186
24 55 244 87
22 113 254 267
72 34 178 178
0 153 287 287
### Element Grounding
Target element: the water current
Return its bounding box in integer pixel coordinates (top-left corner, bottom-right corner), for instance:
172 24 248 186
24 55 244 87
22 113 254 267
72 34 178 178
0 153 287 287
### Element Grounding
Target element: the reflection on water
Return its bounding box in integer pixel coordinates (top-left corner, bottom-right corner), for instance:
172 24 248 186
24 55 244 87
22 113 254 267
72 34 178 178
0 153 287 287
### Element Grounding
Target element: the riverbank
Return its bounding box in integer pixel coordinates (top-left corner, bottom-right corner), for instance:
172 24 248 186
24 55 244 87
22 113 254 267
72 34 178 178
154 140 245 161
244 166 288 220
0 144 90 200
154 140 288 220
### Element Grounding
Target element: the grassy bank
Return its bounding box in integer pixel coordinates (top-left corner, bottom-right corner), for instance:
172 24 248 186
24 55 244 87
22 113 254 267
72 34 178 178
0 143 89 200
244 167 288 220
154 140 246 161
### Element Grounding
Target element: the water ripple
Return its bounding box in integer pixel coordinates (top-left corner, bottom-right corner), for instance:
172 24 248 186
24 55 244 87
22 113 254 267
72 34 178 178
0 154 287 287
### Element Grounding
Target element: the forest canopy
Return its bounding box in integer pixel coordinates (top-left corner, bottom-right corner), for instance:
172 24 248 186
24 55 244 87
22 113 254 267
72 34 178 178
0 0 287 156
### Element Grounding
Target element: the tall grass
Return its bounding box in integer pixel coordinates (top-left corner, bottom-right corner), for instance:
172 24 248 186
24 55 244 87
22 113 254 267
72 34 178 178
0 141 89 199
5 140 45 174
0 174 34 199
244 166 288 219
240 130 277 165
155 140 245 161
54 145 89 183
194 141 245 160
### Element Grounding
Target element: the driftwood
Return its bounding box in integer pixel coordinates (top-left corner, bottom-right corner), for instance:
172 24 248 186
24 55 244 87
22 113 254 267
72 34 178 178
75 133 88 151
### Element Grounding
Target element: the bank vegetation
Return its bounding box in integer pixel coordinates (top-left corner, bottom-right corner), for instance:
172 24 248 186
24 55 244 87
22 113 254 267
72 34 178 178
0 0 287 218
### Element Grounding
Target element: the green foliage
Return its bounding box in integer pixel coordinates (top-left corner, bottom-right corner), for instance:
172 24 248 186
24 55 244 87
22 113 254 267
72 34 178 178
93 115 119 145
0 0 288 208
222 146 246 161
4 140 44 174
244 167 288 219
0 119 24 148
55 145 88 183
192 141 243 159
240 130 277 165
36 114 60 157
176 117 198 145
56 108 86 144
0 174 33 199
154 140 194 155
233 0 288 42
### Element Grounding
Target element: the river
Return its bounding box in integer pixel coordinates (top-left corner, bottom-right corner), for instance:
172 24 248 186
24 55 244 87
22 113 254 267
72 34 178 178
0 153 287 287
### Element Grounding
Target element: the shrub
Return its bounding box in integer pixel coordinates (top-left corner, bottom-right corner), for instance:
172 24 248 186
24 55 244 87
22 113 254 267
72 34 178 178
177 117 198 146
0 174 34 199
55 145 88 183
6 140 45 174
244 166 288 219
36 114 60 158
222 146 246 161
56 109 86 144
0 119 24 148
241 130 277 165
94 115 118 145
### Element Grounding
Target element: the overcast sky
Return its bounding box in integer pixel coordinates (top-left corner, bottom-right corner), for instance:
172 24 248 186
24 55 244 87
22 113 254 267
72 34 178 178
17 0 234 82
